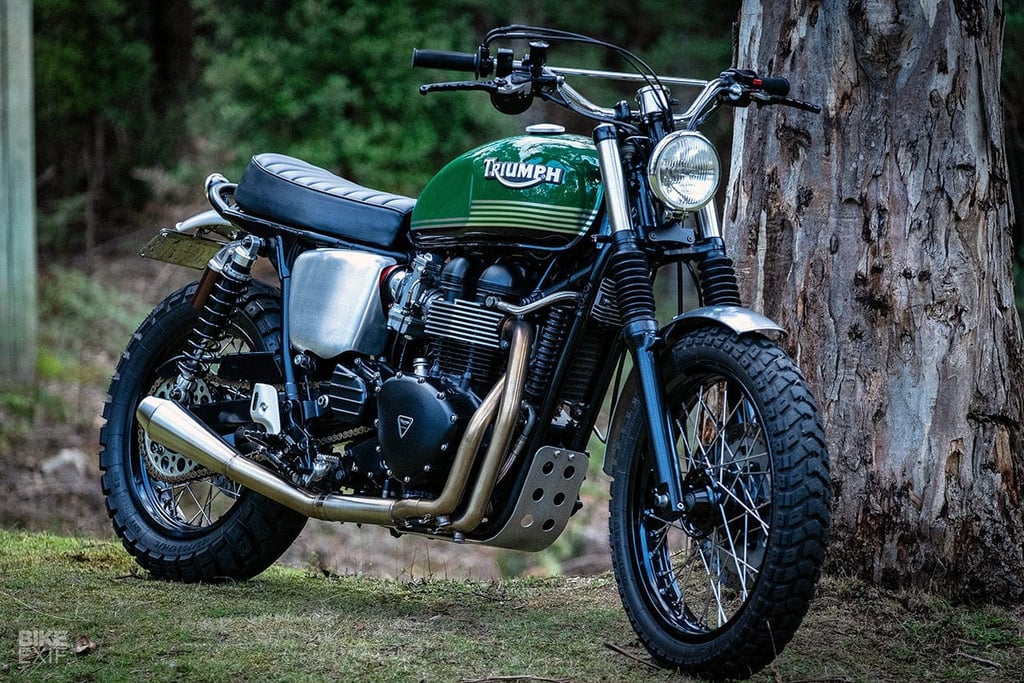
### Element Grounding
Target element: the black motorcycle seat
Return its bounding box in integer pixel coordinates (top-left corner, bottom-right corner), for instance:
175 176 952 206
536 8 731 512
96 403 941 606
234 153 415 248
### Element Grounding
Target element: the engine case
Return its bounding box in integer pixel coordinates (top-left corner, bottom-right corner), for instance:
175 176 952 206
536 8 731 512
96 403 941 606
377 374 476 489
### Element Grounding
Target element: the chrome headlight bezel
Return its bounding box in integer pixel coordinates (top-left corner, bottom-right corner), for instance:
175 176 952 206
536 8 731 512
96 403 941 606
647 131 721 212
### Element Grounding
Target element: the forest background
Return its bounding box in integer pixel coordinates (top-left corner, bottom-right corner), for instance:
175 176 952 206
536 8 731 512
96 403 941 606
6 0 1024 579
30 1 1024 304
33 1 746 254
10 0 758 578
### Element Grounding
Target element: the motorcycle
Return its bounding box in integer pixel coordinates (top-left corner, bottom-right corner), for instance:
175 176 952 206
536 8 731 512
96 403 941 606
100 26 831 679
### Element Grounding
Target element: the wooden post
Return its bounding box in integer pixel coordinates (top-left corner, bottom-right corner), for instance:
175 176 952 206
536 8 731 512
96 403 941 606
0 0 37 385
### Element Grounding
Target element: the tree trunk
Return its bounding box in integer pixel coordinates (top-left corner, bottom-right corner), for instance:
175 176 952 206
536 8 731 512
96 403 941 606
0 0 37 386
726 0 1024 597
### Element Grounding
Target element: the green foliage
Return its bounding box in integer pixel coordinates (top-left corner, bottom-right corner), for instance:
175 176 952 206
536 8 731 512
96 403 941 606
33 0 171 249
1003 5 1023 125
34 0 153 124
33 0 742 245
191 0 513 194
33 195 86 254
38 268 147 364
1004 5 1024 314
30 268 148 428
187 0 741 195
0 267 144 444
0 387 66 448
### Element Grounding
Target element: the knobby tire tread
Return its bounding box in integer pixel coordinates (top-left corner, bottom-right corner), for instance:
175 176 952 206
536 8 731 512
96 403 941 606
99 282 306 583
609 328 831 680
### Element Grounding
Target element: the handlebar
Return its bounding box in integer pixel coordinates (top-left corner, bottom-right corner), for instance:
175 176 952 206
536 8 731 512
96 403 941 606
411 49 484 75
411 43 821 128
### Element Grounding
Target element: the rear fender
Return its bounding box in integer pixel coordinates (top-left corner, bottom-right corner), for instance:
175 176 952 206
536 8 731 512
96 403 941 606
175 209 235 237
139 210 240 270
601 305 785 476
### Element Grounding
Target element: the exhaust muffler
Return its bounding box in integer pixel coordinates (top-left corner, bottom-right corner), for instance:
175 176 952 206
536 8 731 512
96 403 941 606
134 319 533 531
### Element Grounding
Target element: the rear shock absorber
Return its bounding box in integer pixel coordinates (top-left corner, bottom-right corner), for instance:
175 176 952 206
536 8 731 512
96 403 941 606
170 236 262 401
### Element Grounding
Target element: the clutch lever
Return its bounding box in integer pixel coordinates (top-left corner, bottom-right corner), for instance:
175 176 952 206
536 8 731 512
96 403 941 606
419 81 498 95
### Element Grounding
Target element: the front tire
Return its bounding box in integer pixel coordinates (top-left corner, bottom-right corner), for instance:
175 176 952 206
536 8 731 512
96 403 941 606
99 282 307 582
608 327 830 679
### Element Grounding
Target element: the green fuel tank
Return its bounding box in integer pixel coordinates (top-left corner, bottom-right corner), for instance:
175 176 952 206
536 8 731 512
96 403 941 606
410 131 604 250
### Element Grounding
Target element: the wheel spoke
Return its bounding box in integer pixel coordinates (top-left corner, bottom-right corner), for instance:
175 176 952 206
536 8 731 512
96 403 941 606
182 484 211 526
715 481 770 535
634 371 777 635
714 500 754 595
694 538 728 627
132 319 257 533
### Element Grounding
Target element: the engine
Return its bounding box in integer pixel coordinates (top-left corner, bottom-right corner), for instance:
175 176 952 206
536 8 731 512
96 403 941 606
387 255 521 385
326 253 528 493
377 254 526 487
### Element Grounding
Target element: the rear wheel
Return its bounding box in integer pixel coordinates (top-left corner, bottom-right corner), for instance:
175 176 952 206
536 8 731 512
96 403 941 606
100 282 307 582
609 327 830 679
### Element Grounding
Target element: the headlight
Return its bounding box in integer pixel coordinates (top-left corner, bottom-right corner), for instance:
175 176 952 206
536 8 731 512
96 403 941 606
647 131 720 212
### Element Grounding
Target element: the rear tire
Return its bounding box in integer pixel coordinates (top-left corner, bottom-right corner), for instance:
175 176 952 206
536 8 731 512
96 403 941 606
608 328 830 679
99 282 307 582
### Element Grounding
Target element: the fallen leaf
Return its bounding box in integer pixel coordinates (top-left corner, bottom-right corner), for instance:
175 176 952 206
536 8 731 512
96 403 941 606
75 636 97 656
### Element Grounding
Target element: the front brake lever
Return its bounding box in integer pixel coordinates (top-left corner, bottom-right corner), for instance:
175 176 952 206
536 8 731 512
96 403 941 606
771 95 822 114
751 92 822 114
781 96 822 114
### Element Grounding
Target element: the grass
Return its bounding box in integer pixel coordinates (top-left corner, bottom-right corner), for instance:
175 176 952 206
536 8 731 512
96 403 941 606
5 262 1024 679
1 530 1023 682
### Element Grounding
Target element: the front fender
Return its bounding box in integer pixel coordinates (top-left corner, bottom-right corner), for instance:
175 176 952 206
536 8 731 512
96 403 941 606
661 304 786 342
601 305 785 476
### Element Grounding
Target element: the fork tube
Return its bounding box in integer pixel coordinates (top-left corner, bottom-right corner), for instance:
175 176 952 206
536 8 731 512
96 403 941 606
594 125 632 233
594 125 684 516
696 203 721 240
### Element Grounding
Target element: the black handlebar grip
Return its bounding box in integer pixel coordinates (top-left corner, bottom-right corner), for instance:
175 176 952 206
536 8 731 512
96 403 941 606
759 76 790 96
411 49 480 73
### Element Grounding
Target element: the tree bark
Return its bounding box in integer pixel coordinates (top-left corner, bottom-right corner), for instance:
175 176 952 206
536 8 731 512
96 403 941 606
0 0 37 386
726 0 1024 597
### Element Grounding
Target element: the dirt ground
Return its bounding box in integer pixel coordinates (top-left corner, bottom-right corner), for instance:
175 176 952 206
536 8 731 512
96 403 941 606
0 234 613 580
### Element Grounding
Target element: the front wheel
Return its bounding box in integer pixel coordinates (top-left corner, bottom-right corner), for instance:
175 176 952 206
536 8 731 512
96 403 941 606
608 327 831 680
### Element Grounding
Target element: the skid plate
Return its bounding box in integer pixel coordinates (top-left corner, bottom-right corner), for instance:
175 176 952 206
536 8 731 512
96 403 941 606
478 445 588 552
